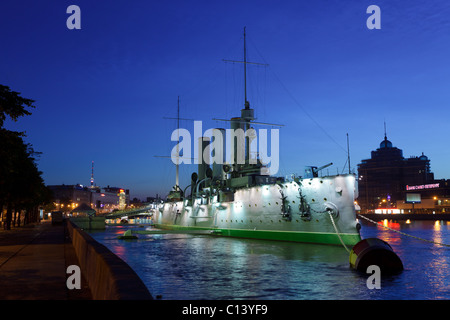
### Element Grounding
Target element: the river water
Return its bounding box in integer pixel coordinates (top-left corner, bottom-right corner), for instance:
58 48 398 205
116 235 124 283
89 219 450 300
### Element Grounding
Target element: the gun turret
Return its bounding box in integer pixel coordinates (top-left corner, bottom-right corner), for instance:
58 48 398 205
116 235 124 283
304 162 333 178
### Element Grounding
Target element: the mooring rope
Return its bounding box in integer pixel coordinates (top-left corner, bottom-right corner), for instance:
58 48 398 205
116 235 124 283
328 212 351 253
357 214 450 248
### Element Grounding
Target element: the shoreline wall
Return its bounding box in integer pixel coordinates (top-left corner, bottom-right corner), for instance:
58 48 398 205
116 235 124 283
66 220 153 300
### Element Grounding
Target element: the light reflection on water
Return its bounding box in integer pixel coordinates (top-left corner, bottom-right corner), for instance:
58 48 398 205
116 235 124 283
90 220 450 300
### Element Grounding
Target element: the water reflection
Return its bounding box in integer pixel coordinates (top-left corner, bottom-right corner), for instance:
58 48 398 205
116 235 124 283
424 221 450 298
372 220 403 248
90 222 450 300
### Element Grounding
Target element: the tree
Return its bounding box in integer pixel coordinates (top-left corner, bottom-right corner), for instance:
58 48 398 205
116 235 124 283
0 85 35 128
0 84 47 229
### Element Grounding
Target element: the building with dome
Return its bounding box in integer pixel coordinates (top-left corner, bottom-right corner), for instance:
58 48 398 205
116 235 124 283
357 133 435 212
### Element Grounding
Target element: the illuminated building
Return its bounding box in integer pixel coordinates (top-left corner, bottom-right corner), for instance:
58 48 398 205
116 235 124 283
90 186 130 211
398 180 450 213
48 184 91 211
48 184 130 214
357 133 434 212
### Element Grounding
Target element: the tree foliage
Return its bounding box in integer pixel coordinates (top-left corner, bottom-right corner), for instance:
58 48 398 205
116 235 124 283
0 84 50 229
0 85 35 128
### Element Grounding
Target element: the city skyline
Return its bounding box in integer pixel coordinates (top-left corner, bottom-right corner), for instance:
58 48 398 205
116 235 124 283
2 0 450 199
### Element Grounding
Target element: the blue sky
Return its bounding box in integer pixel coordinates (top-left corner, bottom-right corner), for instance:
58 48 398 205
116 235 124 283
2 0 450 199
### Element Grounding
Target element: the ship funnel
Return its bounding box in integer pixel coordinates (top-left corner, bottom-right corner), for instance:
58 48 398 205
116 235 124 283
212 128 226 180
198 137 210 182
230 117 245 167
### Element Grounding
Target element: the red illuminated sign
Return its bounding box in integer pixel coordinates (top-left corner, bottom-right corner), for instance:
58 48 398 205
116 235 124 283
406 183 439 191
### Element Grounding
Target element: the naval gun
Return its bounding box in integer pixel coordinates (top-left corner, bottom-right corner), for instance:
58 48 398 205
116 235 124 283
303 162 333 178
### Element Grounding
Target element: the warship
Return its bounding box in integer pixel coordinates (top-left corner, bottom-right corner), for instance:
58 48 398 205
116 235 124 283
152 29 362 247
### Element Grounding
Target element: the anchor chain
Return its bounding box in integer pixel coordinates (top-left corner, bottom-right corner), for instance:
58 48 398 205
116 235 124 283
278 187 292 221
295 184 349 251
357 214 450 248
298 189 311 220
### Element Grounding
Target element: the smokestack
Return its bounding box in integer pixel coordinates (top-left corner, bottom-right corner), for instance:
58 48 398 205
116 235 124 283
198 137 210 182
212 128 226 180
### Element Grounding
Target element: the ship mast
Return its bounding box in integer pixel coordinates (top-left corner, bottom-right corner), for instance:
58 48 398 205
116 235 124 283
223 27 268 111
347 133 351 174
155 97 195 199
244 27 248 109
176 95 180 188
222 28 277 168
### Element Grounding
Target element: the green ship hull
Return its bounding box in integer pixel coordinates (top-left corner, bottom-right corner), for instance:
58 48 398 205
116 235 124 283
154 223 361 246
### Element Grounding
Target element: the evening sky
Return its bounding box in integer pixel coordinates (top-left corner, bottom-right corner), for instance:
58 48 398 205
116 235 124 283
1 0 450 199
